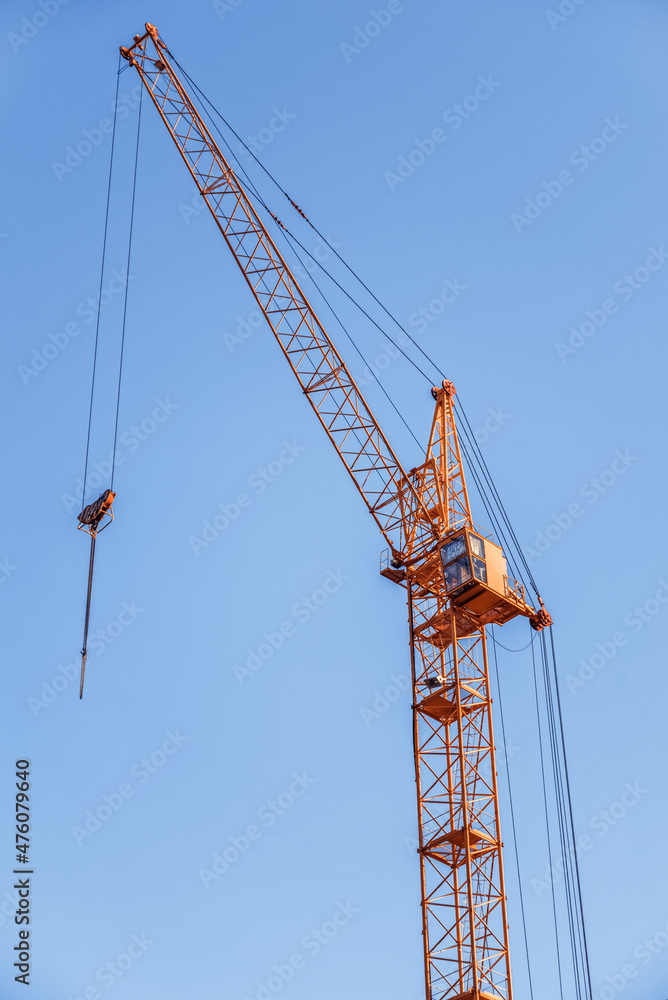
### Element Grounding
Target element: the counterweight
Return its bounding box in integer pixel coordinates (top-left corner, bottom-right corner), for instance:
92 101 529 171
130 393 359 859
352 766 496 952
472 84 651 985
120 24 550 1000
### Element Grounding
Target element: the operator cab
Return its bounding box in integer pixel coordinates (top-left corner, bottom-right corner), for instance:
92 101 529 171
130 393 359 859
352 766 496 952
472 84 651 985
439 527 527 627
441 530 488 594
411 527 549 649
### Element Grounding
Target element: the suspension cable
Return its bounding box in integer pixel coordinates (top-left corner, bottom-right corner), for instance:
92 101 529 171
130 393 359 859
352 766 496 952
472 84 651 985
192 92 428 453
454 396 541 599
532 628 593 1000
192 90 439 385
111 83 143 490
491 627 535 1000
456 430 527 589
82 54 121 508
492 630 538 653
278 226 426 452
547 626 592 996
531 632 565 998
78 63 141 700
542 630 593 997
169 57 452 382
542 634 582 999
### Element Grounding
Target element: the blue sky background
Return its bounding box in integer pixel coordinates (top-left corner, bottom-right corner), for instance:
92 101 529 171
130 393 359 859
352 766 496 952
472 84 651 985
1 1 667 998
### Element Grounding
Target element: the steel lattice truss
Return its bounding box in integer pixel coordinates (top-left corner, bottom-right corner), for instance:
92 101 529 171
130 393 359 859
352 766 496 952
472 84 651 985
406 388 511 1000
428 385 471 533
410 593 510 1000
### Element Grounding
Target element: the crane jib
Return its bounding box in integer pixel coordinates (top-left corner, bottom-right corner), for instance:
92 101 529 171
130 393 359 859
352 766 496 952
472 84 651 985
120 25 437 564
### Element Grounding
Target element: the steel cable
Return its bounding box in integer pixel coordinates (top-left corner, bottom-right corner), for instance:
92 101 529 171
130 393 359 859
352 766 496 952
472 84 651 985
82 55 122 508
491 627 535 1000
192 93 428 455
111 83 143 489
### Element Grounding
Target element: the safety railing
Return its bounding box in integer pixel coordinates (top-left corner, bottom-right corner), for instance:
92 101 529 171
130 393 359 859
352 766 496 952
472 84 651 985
504 575 526 606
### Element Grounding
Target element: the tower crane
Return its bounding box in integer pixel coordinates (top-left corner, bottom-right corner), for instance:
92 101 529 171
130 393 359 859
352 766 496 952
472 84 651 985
114 23 556 1000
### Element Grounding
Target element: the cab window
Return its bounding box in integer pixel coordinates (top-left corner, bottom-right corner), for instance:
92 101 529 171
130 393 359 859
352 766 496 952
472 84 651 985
442 535 466 565
444 556 472 593
469 533 485 558
472 556 487 583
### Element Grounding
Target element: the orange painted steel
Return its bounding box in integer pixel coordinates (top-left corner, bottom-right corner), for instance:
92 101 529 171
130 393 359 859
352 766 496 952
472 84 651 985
121 26 548 1000
121 24 437 566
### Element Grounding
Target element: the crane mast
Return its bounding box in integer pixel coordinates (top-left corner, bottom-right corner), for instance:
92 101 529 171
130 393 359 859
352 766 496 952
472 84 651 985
121 25 550 1000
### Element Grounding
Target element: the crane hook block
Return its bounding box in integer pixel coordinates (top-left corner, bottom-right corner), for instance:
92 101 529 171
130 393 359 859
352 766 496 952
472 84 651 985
77 489 116 533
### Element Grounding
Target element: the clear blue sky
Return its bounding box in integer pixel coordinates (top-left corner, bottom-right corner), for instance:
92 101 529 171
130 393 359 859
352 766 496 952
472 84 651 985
1 1 667 998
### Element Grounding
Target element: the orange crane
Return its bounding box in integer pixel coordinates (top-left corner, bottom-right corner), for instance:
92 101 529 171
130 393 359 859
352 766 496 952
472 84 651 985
119 24 554 1000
